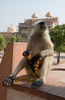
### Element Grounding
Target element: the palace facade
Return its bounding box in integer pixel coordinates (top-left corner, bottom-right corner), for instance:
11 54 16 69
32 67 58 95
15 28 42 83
18 12 59 41
0 12 59 42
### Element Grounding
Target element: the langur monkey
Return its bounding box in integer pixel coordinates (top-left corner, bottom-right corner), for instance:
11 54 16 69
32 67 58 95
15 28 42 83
4 21 54 89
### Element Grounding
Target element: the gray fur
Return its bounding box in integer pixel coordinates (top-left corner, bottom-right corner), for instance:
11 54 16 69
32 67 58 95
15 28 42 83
4 21 54 88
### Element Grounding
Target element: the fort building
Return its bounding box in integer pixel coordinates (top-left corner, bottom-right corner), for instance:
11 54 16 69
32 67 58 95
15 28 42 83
18 12 59 41
0 12 59 42
0 25 19 41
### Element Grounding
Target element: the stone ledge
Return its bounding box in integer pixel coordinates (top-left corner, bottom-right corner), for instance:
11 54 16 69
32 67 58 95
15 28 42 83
3 81 65 100
3 69 65 100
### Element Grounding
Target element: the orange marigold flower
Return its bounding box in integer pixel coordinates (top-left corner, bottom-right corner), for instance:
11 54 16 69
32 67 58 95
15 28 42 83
27 55 31 59
36 61 39 64
35 71 38 74
34 64 38 67
35 67 38 71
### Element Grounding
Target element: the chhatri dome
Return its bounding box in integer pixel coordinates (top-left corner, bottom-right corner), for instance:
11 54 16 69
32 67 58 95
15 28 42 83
7 25 16 32
45 12 52 17
31 13 38 18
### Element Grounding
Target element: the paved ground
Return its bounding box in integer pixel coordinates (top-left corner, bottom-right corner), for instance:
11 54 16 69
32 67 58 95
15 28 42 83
52 53 65 64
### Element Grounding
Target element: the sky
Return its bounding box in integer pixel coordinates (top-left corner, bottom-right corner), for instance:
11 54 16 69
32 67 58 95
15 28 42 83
0 0 65 32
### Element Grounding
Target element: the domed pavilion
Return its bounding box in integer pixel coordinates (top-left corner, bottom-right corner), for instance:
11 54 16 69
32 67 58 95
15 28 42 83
7 25 16 32
45 12 52 17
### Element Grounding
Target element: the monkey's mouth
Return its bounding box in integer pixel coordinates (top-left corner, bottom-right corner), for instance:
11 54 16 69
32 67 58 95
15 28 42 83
40 26 47 30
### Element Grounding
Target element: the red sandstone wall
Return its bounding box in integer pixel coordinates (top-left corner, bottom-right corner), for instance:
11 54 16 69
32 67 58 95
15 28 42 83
0 42 27 100
12 43 27 75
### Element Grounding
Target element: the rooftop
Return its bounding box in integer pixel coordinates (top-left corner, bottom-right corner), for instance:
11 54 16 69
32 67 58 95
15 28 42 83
19 17 59 28
31 13 38 18
45 12 53 17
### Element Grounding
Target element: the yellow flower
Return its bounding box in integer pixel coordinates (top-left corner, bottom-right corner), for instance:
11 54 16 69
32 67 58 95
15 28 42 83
18 81 21 83
28 82 31 84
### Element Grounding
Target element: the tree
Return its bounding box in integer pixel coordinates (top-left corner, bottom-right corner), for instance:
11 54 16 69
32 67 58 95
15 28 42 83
49 24 65 63
10 36 16 42
0 34 6 51
16 37 23 42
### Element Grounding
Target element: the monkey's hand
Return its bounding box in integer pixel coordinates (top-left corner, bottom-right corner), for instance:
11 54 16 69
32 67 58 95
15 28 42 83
3 76 15 86
32 80 43 89
30 53 41 64
23 50 30 57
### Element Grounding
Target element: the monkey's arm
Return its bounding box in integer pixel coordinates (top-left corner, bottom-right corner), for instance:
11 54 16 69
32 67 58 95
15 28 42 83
23 39 32 57
41 49 54 58
40 49 54 57
30 49 54 64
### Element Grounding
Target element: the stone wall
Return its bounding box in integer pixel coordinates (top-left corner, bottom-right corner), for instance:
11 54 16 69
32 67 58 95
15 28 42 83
0 43 27 100
7 88 45 100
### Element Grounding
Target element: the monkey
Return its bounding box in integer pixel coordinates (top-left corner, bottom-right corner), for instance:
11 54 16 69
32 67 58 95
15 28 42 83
3 21 54 89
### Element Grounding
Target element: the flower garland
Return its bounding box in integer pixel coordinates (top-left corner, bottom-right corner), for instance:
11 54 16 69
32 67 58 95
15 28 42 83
13 54 40 84
27 54 39 76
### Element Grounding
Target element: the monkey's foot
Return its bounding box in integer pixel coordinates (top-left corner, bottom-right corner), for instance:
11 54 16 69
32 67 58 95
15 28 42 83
32 80 43 89
3 76 15 86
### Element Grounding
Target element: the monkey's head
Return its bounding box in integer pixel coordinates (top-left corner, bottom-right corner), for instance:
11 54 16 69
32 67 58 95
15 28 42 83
32 21 48 33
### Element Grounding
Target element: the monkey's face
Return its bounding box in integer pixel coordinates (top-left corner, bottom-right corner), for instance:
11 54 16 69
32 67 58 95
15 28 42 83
39 21 47 30
32 21 48 33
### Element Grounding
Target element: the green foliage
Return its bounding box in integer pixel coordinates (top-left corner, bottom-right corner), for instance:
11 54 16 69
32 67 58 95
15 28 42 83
10 36 23 43
0 34 6 51
10 36 16 42
6 41 10 46
16 37 23 42
49 24 65 52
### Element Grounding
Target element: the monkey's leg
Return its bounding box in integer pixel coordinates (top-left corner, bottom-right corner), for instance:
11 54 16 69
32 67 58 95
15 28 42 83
32 57 50 89
4 57 28 85
10 57 28 77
